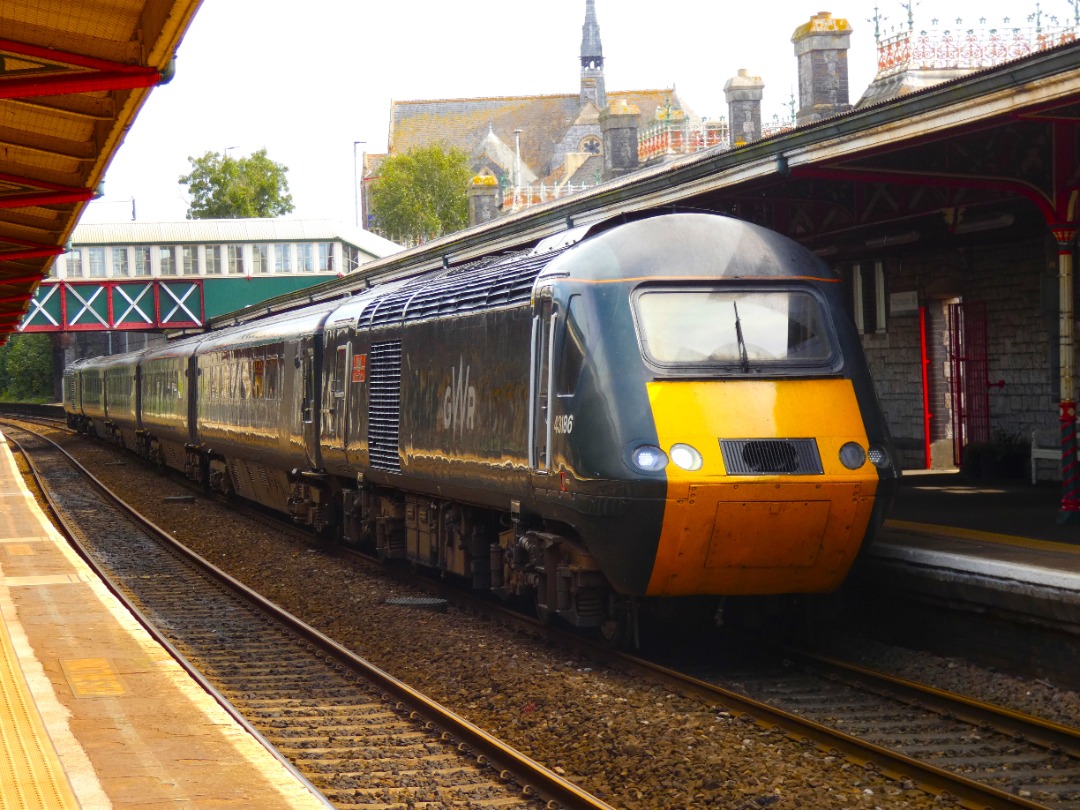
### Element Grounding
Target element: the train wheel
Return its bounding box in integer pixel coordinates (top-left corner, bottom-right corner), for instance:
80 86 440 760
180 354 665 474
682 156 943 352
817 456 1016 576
597 598 636 649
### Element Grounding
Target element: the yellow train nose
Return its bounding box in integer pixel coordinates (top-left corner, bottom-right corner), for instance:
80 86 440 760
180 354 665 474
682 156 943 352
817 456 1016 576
643 379 881 597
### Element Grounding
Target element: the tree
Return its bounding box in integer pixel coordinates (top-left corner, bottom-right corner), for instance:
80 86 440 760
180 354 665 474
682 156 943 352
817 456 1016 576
179 148 294 219
369 144 471 244
0 334 53 402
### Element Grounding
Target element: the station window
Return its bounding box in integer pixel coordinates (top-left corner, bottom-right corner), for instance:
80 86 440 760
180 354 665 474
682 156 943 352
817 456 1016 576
318 243 334 272
297 243 314 272
273 243 292 273
160 246 176 276
112 247 129 277
227 244 245 274
182 245 199 275
65 250 83 278
88 247 107 278
134 246 152 277
205 245 222 275
253 244 269 274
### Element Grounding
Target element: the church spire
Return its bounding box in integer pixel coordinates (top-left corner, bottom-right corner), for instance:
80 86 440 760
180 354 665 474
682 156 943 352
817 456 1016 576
580 0 606 109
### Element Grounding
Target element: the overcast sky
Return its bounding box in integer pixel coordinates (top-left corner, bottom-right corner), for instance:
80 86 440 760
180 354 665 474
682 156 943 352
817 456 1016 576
79 0 1072 227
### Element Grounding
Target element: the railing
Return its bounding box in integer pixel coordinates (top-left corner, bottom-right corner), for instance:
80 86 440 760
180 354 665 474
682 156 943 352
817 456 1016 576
877 22 1078 76
505 181 599 213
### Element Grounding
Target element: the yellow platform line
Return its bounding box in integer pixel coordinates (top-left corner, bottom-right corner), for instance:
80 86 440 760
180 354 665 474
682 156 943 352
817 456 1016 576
884 518 1080 554
0 595 80 809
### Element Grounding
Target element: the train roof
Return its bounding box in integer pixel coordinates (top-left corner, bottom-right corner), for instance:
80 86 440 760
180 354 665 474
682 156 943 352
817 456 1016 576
194 297 344 354
541 213 836 284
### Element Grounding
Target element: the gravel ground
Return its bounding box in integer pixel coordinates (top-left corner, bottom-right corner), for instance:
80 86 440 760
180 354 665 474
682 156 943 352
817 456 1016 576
23 427 1080 810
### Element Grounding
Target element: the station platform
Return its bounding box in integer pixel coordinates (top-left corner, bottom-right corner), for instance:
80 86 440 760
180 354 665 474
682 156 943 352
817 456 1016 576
874 470 1080 587
0 433 331 809
850 470 1080 685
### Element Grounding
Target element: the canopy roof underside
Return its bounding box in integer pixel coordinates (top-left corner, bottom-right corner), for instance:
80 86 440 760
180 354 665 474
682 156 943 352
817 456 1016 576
0 0 202 342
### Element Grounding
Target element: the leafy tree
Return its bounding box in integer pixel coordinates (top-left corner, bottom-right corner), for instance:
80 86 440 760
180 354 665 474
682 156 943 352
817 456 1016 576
369 144 471 244
179 148 294 219
0 334 53 402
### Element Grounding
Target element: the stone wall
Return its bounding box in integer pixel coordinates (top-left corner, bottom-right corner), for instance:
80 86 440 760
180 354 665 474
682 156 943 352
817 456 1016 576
853 234 1063 472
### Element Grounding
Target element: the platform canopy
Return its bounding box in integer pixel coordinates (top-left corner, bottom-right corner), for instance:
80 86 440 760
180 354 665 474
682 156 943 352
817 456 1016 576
0 0 202 345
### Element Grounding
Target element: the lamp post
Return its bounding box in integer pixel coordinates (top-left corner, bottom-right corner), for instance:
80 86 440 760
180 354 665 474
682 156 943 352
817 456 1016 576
514 129 522 209
353 140 367 228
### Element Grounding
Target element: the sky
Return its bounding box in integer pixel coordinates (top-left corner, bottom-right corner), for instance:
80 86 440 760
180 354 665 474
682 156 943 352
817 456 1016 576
79 0 1074 227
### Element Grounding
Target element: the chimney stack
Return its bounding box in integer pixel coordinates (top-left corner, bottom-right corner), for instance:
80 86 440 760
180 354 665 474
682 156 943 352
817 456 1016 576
600 99 640 179
792 11 852 127
468 175 500 226
723 69 765 147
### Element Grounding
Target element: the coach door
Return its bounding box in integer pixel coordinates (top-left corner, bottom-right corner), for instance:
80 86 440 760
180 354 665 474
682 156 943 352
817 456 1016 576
529 287 556 473
299 344 319 463
322 342 349 447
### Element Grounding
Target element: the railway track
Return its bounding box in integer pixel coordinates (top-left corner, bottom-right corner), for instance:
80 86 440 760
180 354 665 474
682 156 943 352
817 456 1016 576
10 411 1080 809
4 421 616 810
621 645 1080 810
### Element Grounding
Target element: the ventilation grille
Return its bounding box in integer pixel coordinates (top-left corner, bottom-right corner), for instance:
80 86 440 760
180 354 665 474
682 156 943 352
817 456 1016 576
720 439 823 475
368 340 402 472
362 246 570 328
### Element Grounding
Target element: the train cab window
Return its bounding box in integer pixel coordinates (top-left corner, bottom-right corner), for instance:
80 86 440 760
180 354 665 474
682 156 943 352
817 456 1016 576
634 288 837 370
558 295 589 397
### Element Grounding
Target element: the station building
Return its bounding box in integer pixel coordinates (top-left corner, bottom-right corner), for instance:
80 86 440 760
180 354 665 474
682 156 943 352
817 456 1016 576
21 218 400 362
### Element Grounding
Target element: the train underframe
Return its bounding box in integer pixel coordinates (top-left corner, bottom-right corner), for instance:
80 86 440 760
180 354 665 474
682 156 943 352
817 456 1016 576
285 472 633 641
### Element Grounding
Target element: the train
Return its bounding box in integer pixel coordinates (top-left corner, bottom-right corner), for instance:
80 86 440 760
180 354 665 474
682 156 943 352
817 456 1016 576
63 212 898 644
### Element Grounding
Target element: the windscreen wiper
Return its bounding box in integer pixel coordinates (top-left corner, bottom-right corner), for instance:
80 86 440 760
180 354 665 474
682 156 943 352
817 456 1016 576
733 301 750 372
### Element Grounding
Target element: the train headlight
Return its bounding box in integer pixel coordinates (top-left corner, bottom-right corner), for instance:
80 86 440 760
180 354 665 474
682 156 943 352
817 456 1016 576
868 445 892 469
631 445 668 472
839 442 867 470
670 443 703 471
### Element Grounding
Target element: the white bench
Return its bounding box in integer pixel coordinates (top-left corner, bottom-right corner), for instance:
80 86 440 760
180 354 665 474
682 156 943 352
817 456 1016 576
1031 429 1079 484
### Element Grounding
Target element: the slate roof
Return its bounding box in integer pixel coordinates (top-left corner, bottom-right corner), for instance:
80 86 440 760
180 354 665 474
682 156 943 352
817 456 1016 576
388 88 691 179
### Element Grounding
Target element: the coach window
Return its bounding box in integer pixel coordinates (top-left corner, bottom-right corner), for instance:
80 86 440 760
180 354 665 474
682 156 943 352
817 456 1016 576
265 356 280 399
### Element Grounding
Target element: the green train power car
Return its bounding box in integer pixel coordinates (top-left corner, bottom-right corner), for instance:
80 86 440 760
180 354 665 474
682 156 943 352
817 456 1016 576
65 212 898 643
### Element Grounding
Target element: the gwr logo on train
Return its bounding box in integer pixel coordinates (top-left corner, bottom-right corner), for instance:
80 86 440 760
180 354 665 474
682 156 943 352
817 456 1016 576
443 357 476 434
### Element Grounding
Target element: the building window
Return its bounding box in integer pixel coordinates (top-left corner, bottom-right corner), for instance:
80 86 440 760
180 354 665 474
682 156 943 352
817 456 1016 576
205 245 222 275
227 244 245 275
297 243 313 272
111 247 129 277
134 246 152 277
65 250 83 278
182 245 199 275
253 244 269 274
159 246 177 276
88 247 107 278
343 244 361 273
273 243 292 273
317 242 333 272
